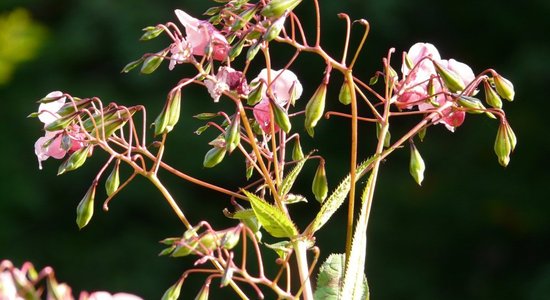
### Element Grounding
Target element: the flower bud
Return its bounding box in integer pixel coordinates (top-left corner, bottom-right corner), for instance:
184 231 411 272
493 73 515 101
409 143 425 186
418 127 427 142
161 279 183 300
292 138 304 161
312 161 328 203
269 98 292 133
140 26 165 41
261 0 302 19
304 82 327 137
433 60 466 93
57 146 91 175
338 80 352 105
494 121 516 167
105 161 120 197
193 112 218 120
203 147 227 168
76 184 96 229
140 50 167 74
246 41 262 62
225 114 241 153
483 80 502 109
247 82 265 105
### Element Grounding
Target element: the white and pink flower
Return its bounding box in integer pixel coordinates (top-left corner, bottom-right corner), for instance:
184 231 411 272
204 66 248 102
34 91 86 169
175 9 229 62
394 42 475 131
251 69 303 133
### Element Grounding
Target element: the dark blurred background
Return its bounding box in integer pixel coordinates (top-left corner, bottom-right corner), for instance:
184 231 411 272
1 0 548 299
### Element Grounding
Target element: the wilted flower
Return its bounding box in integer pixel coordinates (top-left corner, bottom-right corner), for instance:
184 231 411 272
204 66 248 102
175 9 229 61
251 69 303 133
394 42 475 131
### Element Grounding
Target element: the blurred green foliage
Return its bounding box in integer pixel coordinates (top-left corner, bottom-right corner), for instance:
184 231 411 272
0 0 549 299
0 8 46 85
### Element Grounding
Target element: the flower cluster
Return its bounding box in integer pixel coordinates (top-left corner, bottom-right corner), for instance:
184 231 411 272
0 260 142 300
394 42 476 131
34 91 87 169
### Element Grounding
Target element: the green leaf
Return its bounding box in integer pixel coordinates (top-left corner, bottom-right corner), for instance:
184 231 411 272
314 253 345 300
341 176 373 300
242 190 298 238
306 156 378 235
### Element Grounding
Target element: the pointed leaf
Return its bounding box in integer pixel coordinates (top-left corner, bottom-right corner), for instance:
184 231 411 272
306 155 378 235
242 190 298 238
341 175 373 300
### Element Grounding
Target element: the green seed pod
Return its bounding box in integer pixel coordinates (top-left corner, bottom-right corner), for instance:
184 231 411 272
229 37 246 61
165 88 182 132
312 161 328 203
292 138 304 161
263 14 286 42
483 80 503 109
161 279 183 300
154 106 170 137
105 161 120 197
376 123 391 148
203 147 227 168
247 82 265 105
140 26 165 41
76 184 96 230
58 146 91 175
304 83 327 137
121 58 145 73
225 114 241 153
409 143 425 186
494 121 516 167
493 73 515 101
270 98 292 133
457 95 486 114
261 0 302 19
44 113 77 131
338 80 352 105
246 41 262 62
140 50 167 74
433 60 465 93
231 6 257 32
418 127 427 142
194 285 210 300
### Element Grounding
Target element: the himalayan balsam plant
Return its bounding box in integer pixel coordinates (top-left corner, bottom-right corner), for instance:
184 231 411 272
17 0 517 299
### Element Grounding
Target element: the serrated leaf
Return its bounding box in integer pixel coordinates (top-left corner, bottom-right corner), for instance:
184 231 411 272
279 156 308 197
306 155 378 235
242 190 298 238
314 253 345 300
341 175 373 300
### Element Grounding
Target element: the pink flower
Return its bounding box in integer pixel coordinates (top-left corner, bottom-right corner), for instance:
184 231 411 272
394 43 475 131
34 91 86 169
79 291 143 300
175 9 229 61
204 66 248 102
168 39 191 70
34 125 86 169
251 69 303 133
0 271 21 300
